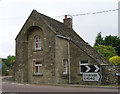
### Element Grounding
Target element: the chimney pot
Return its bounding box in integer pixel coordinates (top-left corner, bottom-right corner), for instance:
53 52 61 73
63 15 72 28
65 15 67 19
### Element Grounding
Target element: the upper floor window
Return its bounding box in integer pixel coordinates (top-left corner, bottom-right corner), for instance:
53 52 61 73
34 35 41 50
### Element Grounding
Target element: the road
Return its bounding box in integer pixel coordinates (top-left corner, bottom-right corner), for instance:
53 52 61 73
2 82 119 93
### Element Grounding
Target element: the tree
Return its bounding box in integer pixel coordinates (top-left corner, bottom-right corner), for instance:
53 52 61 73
109 56 120 65
94 32 104 46
2 55 15 76
94 45 117 60
4 55 15 67
94 33 120 56
2 62 9 76
104 36 120 56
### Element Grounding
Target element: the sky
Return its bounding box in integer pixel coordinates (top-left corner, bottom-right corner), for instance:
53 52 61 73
0 0 119 58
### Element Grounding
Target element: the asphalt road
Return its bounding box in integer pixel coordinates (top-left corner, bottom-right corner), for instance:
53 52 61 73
2 82 119 93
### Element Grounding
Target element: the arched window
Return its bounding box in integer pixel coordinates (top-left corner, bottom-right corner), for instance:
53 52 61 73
34 35 41 50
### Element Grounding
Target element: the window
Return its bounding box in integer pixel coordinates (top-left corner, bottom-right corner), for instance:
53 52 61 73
80 60 88 74
63 59 68 75
34 35 41 50
34 62 42 75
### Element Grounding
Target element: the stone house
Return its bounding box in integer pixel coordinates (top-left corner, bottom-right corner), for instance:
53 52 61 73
14 10 110 84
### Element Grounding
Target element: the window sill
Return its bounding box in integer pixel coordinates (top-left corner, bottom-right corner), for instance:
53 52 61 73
62 73 68 76
78 73 82 76
33 49 43 52
33 73 43 76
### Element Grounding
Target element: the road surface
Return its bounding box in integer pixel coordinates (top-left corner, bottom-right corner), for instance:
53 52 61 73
2 82 119 93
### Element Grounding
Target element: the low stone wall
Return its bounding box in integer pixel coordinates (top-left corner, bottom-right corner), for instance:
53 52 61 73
101 65 119 85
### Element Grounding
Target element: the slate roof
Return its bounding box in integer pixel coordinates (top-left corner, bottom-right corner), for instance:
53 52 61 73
17 10 111 65
36 10 110 65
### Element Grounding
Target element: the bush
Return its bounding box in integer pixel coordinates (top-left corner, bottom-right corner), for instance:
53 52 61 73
109 56 120 65
94 45 117 60
2 63 9 76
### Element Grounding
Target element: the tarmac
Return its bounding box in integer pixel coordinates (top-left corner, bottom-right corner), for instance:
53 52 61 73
2 76 119 90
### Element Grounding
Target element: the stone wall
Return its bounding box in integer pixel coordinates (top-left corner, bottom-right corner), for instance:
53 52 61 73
70 41 101 85
15 11 56 84
54 38 103 85
55 38 119 85
101 65 119 85
55 37 69 84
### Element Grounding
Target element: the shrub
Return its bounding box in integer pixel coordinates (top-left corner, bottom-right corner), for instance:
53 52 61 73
109 56 120 65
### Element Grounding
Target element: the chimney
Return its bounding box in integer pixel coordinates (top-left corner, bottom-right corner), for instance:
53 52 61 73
63 15 72 28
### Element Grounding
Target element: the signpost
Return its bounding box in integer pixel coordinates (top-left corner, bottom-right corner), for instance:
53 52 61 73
83 73 102 81
81 65 100 73
0 58 2 93
81 65 102 82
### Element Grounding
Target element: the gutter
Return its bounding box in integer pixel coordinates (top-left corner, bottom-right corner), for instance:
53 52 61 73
56 35 70 40
56 35 71 84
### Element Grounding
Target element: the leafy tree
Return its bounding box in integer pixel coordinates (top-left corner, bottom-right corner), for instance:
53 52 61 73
4 55 15 67
94 33 120 56
103 35 120 56
2 63 9 76
94 32 104 46
109 56 120 65
94 45 117 60
2 55 15 76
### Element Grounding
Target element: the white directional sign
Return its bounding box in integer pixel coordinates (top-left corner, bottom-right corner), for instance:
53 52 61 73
81 65 100 73
116 73 120 76
83 73 102 81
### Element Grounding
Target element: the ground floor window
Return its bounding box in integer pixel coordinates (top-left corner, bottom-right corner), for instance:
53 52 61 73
80 60 88 74
34 62 42 75
63 59 68 75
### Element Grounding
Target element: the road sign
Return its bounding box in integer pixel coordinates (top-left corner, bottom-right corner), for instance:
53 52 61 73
83 73 102 81
0 64 1 69
116 73 120 76
81 65 100 73
0 58 2 69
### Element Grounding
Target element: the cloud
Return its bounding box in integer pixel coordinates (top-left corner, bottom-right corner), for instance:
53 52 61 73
0 0 118 58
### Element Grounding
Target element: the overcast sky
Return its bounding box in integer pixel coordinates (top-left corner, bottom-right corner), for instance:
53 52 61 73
0 0 119 58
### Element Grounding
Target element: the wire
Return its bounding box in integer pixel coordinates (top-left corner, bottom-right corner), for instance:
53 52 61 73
72 9 119 16
53 8 119 18
0 8 119 20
